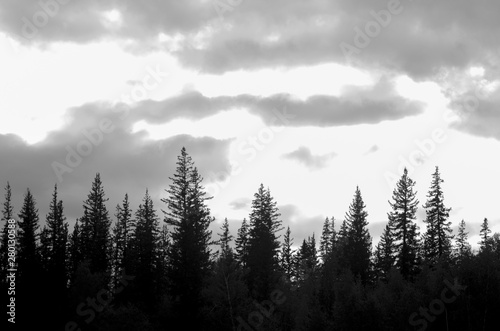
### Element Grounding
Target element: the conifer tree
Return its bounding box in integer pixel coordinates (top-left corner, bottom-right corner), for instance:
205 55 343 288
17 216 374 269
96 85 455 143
133 189 160 310
68 220 82 283
17 189 43 325
422 167 453 265
112 193 134 287
296 234 318 283
217 218 233 259
80 173 111 274
373 223 395 280
388 168 420 279
344 186 372 284
246 184 283 299
280 226 296 283
479 218 492 252
320 217 336 263
162 147 214 326
454 219 471 263
235 218 250 268
44 184 69 299
17 189 41 281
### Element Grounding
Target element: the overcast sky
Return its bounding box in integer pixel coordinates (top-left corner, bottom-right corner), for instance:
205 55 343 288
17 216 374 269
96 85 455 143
1 0 499 250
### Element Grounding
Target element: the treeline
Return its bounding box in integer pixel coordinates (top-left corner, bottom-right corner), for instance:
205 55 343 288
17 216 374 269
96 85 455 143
1 148 499 330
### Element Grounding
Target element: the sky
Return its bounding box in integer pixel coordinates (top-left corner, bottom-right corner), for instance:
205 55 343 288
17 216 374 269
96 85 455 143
0 0 499 250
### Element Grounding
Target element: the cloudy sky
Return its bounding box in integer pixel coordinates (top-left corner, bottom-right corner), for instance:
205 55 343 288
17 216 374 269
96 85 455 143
1 0 499 250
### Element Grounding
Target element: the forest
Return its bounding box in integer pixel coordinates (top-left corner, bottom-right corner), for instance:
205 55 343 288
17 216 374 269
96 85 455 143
1 147 499 331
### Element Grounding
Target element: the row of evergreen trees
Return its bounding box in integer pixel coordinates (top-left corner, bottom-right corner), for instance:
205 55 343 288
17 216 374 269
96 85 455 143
1 148 498 330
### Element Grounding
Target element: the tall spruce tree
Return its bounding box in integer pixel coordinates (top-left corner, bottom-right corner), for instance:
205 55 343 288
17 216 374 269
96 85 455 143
44 184 69 299
388 168 421 279
422 167 453 265
80 173 111 274
132 189 160 310
344 186 372 284
246 184 283 299
162 147 214 326
112 193 134 288
17 189 43 325
17 189 41 281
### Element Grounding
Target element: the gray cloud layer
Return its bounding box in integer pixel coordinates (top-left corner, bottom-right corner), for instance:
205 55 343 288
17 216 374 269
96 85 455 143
4 0 499 79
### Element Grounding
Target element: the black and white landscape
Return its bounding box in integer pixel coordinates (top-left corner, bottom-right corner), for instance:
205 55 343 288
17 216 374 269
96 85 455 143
0 0 499 330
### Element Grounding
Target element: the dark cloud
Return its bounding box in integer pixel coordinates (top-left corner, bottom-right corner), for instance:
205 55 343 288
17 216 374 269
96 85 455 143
131 79 424 127
174 0 500 80
282 146 337 170
0 103 231 228
449 85 500 140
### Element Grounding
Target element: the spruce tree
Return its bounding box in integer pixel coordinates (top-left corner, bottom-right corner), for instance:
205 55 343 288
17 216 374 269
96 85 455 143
68 220 82 283
17 189 40 281
162 147 214 326
479 218 492 252
133 189 160 310
235 218 250 268
344 186 372 284
422 167 453 265
280 226 296 283
217 218 233 259
112 193 134 288
454 219 471 263
246 184 283 299
44 184 69 301
296 234 318 283
17 189 43 325
373 223 396 281
320 217 336 263
80 173 111 274
388 168 420 279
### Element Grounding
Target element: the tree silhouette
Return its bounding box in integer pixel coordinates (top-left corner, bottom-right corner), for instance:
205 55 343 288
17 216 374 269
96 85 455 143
422 166 453 265
246 184 283 300
344 186 372 284
80 173 111 274
162 147 214 327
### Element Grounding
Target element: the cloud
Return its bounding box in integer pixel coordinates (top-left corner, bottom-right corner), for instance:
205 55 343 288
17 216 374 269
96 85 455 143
131 78 424 127
229 197 251 210
282 146 337 170
0 103 232 226
278 204 325 246
0 0 213 45
448 84 500 141
364 144 379 155
3 0 500 83
173 0 500 80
